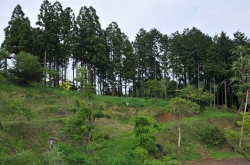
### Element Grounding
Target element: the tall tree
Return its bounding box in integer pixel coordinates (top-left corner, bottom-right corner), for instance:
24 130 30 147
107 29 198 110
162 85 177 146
122 39 136 96
36 0 56 86
133 29 151 97
1 4 32 55
145 29 163 80
75 6 107 91
105 22 124 96
59 7 75 81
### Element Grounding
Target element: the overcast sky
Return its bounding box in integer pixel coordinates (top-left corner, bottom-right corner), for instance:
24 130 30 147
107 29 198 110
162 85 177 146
1 0 250 45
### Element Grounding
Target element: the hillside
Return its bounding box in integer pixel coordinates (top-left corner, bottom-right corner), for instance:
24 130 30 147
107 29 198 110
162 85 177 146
0 80 249 165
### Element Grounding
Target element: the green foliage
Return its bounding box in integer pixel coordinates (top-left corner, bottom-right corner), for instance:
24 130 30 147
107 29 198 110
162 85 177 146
166 97 200 119
237 112 250 133
0 49 9 70
180 85 195 100
1 5 32 55
59 81 72 93
41 147 65 165
105 150 141 165
133 147 148 162
208 151 242 159
57 143 95 165
131 116 160 153
225 127 240 147
180 86 214 115
166 97 200 147
59 81 72 102
74 64 95 101
9 52 43 85
1 150 33 165
63 98 105 143
0 91 33 124
200 125 225 147
145 78 163 98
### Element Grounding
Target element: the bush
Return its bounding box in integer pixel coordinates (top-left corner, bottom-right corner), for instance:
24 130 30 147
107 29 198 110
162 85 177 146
225 127 240 147
9 51 43 85
200 125 225 147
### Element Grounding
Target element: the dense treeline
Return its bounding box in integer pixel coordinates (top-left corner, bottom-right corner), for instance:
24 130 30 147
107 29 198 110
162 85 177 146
1 1 250 108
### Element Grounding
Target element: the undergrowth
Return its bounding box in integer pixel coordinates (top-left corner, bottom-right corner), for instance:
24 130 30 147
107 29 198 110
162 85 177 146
0 81 247 164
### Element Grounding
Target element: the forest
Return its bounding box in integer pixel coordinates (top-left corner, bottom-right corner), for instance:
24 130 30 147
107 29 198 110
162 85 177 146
1 1 250 164
1 1 250 109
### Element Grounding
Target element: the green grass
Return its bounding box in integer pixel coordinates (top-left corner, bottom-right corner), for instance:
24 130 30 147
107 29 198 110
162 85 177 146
208 150 243 159
0 80 248 164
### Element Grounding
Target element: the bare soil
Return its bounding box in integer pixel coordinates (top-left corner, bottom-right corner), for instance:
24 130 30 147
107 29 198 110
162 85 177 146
157 112 176 122
183 158 250 165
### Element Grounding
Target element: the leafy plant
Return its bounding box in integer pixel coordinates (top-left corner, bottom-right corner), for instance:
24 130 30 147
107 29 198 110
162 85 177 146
166 97 200 147
9 51 43 85
59 81 72 102
200 125 225 147
131 116 160 153
63 98 105 144
41 147 65 165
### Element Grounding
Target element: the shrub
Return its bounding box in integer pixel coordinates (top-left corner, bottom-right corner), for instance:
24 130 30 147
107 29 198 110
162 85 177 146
9 51 43 85
201 125 225 147
225 127 240 147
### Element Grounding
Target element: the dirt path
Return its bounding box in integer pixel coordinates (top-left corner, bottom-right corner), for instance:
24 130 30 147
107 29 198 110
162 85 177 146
183 158 250 165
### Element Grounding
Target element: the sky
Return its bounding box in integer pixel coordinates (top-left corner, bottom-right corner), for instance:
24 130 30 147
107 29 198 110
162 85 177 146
1 0 250 45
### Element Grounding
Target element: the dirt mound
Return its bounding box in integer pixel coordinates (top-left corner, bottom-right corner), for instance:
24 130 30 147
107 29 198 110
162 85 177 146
157 112 176 122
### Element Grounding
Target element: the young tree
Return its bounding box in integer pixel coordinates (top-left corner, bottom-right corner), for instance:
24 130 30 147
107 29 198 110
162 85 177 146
166 97 199 147
131 116 160 153
9 52 43 85
74 64 94 105
189 88 214 115
63 98 104 145
231 45 250 148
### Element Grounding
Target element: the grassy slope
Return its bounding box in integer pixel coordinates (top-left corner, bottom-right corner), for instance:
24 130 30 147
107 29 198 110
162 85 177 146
0 80 248 164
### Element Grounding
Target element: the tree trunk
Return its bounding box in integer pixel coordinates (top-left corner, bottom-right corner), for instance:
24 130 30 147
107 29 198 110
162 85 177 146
213 74 216 108
239 88 249 148
0 120 3 130
64 55 67 81
125 80 127 97
49 53 52 86
197 61 200 88
72 59 75 88
210 79 212 107
87 131 91 145
178 119 181 147
44 50 47 85
4 57 7 76
231 98 244 128
224 81 227 107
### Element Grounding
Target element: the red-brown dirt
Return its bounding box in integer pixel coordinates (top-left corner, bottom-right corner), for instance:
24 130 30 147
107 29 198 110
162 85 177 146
157 112 176 122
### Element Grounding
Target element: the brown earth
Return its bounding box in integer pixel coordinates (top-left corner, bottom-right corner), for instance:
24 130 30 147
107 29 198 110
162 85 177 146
183 158 250 165
157 112 177 122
